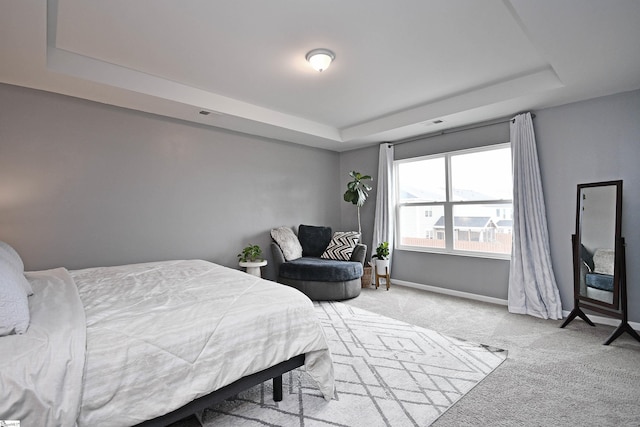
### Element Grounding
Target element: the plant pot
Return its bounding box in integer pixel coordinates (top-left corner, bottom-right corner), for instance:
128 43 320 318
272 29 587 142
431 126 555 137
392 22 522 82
375 259 390 275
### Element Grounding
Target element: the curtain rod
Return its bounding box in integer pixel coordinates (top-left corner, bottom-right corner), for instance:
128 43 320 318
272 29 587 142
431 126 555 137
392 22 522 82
389 113 536 147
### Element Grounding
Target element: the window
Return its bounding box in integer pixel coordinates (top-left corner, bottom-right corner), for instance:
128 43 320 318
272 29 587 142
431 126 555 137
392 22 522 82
395 143 512 258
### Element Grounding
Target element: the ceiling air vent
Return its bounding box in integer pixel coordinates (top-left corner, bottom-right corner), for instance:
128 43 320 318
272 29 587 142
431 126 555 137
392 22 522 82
199 110 225 117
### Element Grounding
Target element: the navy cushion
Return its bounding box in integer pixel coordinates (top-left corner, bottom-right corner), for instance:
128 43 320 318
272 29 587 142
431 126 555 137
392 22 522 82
280 257 363 282
298 225 332 257
586 273 614 292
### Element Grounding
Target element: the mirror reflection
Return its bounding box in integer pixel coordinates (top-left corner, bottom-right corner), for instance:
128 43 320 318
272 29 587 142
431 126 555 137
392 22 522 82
578 185 617 305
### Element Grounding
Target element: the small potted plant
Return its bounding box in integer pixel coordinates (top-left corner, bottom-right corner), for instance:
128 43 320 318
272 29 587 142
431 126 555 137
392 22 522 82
372 241 390 274
238 244 266 277
237 244 263 263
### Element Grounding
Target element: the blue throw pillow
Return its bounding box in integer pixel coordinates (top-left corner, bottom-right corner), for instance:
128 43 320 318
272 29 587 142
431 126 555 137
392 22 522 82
298 225 332 257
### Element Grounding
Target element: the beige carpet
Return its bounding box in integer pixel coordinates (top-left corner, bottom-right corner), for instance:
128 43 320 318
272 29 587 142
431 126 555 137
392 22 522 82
346 285 640 427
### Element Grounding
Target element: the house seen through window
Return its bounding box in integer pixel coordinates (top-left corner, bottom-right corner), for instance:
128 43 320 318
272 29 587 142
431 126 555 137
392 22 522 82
395 143 513 258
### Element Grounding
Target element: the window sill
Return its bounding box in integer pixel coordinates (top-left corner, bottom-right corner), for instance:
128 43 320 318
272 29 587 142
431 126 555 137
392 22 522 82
396 245 511 261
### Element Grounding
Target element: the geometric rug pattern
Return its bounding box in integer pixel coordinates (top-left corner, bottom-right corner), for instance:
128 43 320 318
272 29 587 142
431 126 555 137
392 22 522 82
200 301 507 426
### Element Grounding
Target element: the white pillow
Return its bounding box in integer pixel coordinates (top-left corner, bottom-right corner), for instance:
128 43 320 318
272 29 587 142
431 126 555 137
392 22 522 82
593 248 615 275
271 227 303 261
321 231 360 261
0 261 31 336
0 242 33 296
0 241 24 271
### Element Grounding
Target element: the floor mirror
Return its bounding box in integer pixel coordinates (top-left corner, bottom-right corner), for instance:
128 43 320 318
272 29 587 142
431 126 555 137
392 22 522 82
560 180 640 345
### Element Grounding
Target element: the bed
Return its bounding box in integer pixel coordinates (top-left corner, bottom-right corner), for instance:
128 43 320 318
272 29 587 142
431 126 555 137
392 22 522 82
0 258 335 427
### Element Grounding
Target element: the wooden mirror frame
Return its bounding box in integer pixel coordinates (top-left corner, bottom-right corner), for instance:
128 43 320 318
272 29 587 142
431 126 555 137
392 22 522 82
574 180 622 310
561 180 640 345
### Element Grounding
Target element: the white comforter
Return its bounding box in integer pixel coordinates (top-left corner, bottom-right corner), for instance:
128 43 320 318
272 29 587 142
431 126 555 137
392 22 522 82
1 260 334 427
0 268 86 427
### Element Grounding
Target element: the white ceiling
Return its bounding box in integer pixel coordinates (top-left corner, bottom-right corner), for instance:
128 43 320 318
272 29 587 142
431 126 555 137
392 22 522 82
2 0 640 152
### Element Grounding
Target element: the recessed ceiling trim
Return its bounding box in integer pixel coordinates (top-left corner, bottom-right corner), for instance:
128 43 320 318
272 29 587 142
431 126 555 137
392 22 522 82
14 0 634 152
46 45 343 142
45 3 341 142
339 66 563 142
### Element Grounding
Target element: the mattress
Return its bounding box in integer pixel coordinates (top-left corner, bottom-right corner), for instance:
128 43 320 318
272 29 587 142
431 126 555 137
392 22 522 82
0 260 334 427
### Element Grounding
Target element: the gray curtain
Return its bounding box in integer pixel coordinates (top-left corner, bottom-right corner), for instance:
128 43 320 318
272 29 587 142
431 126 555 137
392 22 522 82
372 143 395 265
508 113 563 319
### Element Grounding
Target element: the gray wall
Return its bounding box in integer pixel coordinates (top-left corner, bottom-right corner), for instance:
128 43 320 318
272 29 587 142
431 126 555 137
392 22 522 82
340 89 640 322
0 83 340 280
536 89 640 322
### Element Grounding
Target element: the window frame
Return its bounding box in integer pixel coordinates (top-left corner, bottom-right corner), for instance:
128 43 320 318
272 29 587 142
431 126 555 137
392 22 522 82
394 142 513 260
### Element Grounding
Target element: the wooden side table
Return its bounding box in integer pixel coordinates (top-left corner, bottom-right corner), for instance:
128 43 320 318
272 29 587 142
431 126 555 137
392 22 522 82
375 265 391 290
239 260 267 277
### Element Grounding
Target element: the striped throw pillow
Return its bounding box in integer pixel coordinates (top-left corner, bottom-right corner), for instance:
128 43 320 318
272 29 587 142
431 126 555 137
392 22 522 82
321 231 360 261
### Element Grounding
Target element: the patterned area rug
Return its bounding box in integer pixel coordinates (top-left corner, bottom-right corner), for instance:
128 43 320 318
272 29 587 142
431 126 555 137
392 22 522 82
199 302 506 427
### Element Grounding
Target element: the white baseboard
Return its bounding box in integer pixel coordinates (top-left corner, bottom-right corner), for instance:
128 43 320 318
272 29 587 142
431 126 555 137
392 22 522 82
392 278 640 331
391 279 508 306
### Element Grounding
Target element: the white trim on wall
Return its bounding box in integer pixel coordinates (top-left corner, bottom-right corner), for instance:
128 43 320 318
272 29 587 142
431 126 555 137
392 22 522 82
392 278 640 332
392 278 508 306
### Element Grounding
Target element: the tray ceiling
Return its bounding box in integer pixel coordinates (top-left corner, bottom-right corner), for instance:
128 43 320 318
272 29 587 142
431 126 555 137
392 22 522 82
2 0 640 151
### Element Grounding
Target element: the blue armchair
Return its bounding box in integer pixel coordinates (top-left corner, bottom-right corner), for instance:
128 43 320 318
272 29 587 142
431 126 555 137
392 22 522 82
271 225 365 301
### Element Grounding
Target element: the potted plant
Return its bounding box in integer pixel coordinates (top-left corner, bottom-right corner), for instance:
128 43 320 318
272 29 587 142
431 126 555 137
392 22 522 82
372 241 390 273
343 170 373 235
237 244 263 262
238 244 267 277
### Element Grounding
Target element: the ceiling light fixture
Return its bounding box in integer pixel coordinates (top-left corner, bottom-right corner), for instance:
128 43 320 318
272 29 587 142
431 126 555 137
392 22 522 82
306 49 335 72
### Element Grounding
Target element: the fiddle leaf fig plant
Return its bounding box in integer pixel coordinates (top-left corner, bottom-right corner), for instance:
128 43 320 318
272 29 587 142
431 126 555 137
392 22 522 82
343 170 373 234
237 244 263 263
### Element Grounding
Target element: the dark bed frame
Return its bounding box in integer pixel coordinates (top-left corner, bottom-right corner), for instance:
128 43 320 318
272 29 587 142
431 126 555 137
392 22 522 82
134 354 305 427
